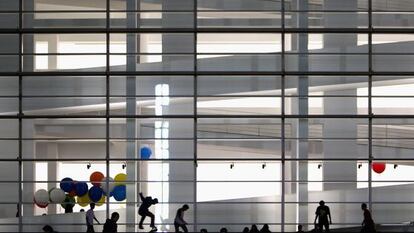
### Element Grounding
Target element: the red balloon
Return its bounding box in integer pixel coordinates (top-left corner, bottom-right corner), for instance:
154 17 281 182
372 162 386 174
90 172 105 186
68 190 77 197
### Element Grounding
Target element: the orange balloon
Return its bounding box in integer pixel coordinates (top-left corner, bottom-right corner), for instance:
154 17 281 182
90 171 105 186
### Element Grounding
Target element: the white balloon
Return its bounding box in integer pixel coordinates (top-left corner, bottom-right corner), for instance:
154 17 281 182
34 189 49 206
50 188 66 203
100 177 115 195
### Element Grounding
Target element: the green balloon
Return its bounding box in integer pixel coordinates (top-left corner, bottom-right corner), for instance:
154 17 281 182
60 194 75 209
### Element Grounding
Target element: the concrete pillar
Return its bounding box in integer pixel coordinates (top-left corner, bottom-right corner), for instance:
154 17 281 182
33 34 58 70
126 0 138 231
322 0 358 190
322 90 358 190
161 1 194 231
324 0 358 53
47 35 58 70
162 0 194 66
292 0 309 229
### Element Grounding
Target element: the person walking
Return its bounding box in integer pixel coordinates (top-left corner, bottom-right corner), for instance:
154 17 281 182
361 203 376 233
102 212 120 233
174 204 189 233
86 203 100 233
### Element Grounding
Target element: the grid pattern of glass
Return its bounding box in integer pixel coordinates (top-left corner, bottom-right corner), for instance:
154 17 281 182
1 0 414 232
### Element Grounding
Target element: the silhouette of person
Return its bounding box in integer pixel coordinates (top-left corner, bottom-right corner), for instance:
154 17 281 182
250 224 259 233
16 204 20 217
361 203 376 233
297 224 305 233
242 227 250 233
138 192 158 231
86 203 100 233
103 212 120 233
259 224 271 233
174 204 189 233
220 227 228 233
314 200 332 232
200 228 208 233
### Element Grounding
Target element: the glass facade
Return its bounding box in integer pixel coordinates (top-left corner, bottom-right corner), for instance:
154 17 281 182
1 0 414 232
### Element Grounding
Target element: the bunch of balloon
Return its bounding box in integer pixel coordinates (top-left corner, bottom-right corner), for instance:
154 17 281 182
35 172 129 209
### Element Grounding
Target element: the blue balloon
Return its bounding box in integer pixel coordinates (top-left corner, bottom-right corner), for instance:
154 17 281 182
88 186 103 202
60 177 74 192
140 147 152 160
112 185 126 201
75 182 88 196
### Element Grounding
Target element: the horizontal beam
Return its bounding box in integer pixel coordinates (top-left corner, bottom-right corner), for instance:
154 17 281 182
1 71 414 76
2 27 414 34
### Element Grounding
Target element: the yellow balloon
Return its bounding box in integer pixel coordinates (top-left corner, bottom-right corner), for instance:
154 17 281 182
77 194 90 207
114 173 127 186
96 196 106 206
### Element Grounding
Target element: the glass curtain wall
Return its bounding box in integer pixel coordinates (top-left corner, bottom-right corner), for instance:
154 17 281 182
1 0 414 232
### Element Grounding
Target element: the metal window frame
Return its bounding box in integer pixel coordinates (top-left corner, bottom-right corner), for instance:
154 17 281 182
0 0 412 230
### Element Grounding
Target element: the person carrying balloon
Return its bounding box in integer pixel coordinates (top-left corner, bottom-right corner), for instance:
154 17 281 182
138 192 158 231
86 203 100 233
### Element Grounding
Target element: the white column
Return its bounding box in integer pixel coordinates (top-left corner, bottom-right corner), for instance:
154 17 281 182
322 0 358 190
161 1 194 231
293 0 309 229
126 0 138 231
323 90 358 190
